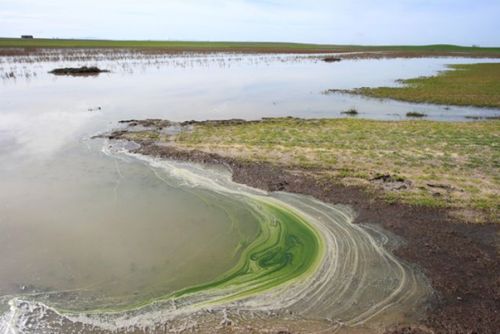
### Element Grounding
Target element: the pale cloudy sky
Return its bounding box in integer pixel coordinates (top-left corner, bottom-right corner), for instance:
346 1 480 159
1 0 499 46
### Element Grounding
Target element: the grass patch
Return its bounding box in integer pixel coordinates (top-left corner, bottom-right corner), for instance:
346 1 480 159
174 118 500 221
344 63 500 108
406 112 427 118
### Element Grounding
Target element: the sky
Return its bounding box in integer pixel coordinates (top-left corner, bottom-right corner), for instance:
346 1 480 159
1 0 499 46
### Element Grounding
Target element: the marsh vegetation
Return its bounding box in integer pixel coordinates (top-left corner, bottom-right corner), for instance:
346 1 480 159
171 118 499 222
341 63 500 108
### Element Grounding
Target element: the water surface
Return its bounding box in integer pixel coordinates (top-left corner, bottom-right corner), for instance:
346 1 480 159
2 53 499 122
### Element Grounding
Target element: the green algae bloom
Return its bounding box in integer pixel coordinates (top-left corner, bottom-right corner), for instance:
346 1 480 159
173 198 322 304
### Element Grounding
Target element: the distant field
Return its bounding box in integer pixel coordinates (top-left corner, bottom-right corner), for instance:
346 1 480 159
336 63 500 108
0 38 334 52
1 37 500 55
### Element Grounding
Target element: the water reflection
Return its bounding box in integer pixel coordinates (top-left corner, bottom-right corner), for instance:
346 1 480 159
2 54 499 123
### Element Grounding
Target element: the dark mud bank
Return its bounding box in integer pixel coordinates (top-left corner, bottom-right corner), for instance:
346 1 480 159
49 66 109 76
101 122 499 334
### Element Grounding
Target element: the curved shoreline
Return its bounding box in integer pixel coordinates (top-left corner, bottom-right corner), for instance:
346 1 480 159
0 143 431 334
2 118 496 333
97 120 499 333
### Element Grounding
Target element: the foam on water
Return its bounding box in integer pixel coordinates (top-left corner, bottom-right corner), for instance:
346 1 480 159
0 143 431 333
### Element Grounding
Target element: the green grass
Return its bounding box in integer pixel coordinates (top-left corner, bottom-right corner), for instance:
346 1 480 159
332 44 500 53
172 118 500 222
345 63 500 108
1 37 500 54
0 37 332 51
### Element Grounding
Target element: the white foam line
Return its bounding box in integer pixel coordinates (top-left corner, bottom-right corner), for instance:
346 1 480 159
0 300 18 334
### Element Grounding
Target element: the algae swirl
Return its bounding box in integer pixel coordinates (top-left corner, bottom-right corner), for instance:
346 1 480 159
172 199 322 304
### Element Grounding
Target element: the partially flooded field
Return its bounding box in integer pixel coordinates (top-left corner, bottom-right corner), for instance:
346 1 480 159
0 52 498 333
1 51 500 121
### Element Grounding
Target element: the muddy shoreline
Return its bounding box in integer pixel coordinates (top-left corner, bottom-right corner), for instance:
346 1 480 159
101 121 499 333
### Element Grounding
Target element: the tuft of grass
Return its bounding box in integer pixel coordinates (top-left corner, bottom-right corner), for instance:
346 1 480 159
341 108 358 116
342 63 500 108
173 118 500 221
406 112 427 118
323 56 341 62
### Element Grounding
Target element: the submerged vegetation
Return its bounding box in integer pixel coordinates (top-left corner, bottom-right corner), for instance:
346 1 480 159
169 118 499 222
338 63 500 108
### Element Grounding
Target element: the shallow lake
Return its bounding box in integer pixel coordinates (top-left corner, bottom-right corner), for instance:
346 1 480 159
0 53 498 332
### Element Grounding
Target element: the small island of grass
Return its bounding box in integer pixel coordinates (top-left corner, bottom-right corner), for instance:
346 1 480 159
49 66 109 76
330 63 500 108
